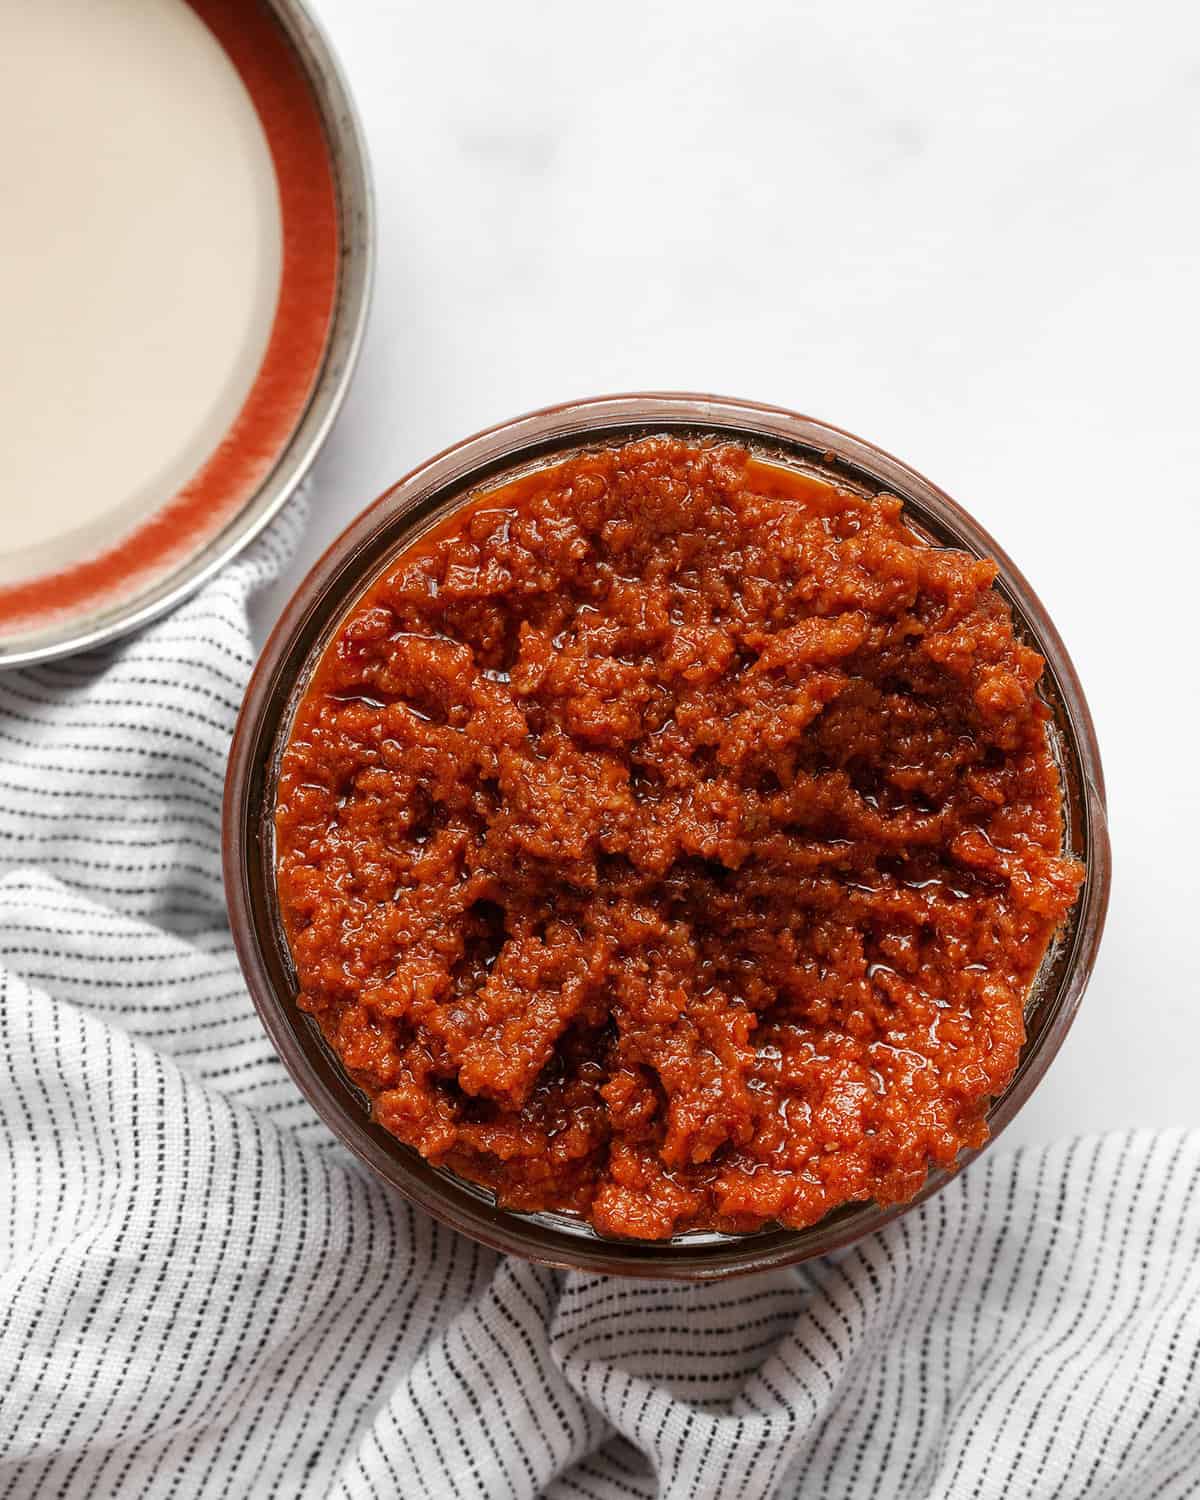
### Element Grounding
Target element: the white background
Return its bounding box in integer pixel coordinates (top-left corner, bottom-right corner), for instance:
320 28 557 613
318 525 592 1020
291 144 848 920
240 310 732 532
259 0 1200 1148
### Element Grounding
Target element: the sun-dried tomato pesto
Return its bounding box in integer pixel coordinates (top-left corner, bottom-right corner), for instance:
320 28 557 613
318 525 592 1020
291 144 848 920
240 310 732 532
275 438 1084 1239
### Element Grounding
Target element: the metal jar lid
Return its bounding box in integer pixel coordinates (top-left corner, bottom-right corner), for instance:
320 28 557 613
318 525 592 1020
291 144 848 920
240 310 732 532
0 0 373 669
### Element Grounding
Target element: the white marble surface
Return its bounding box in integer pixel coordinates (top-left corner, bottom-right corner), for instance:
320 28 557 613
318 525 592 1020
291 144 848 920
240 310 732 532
257 0 1200 1148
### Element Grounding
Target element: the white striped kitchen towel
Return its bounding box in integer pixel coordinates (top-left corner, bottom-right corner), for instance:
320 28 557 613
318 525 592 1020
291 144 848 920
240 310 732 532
0 500 1193 1500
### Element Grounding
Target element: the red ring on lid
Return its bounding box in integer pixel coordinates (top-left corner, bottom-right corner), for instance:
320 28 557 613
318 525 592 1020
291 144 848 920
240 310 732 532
0 0 339 633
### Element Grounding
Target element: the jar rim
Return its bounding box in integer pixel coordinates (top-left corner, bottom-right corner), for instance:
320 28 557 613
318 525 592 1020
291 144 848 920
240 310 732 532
223 393 1110 1279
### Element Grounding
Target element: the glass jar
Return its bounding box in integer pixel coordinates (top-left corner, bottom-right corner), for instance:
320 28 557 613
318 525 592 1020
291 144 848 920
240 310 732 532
223 394 1110 1280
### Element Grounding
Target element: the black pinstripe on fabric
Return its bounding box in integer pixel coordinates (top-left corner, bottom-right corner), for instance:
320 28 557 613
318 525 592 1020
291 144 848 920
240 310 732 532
232 1167 347 1496
557 1466 640 1500
1112 1157 1200 1492
321 1204 457 1495
953 1145 1057 1497
886 1196 941 1496
0 996 90 1451
408 1236 492 1494
572 1451 651 1499
1147 1325 1200 1500
453 1319 536 1497
1097 1140 1200 1493
0 716 225 793
502 1267 593 1455
814 1241 891 1492
1028 1137 1166 1494
744 1367 807 1499
121 1085 221 1498
0 780 221 824
424 1328 487 1498
1012 1137 1128 1493
156 1107 254 1498
842 1295 891 1496
862 1211 925 1499
1061 1136 1187 1496
323 1213 457 1495
0 1017 117 1493
1010 1136 1136 1497
0 674 240 744
1109 1214 1200 1497
557 1279 797 1325
0 984 40 1300
247 1176 387 1494
198 1133 309 1498
43 1038 146 1498
628 1376 661 1477
475 1295 573 1473
266 1174 397 1494
847 1225 912 1496
933 1152 1028 1493
82 1057 181 1495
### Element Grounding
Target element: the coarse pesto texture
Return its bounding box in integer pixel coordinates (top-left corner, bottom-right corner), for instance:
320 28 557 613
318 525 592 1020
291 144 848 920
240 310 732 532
275 438 1083 1238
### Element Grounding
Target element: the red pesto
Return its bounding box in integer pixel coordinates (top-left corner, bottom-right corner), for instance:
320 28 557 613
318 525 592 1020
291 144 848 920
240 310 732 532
275 439 1084 1240
0 0 338 633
